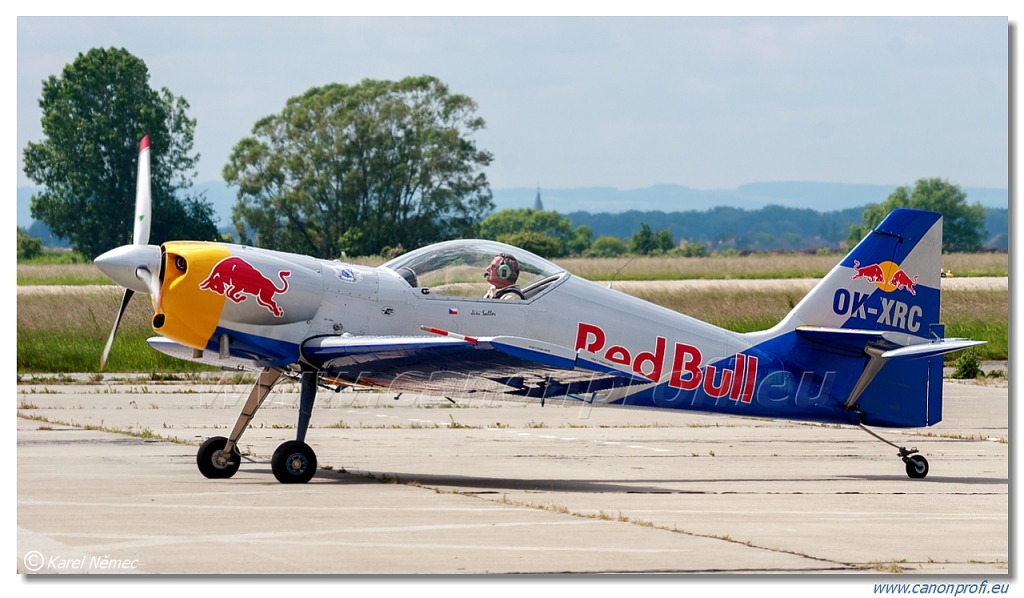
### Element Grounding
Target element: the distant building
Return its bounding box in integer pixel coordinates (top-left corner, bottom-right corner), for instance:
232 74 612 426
533 186 544 211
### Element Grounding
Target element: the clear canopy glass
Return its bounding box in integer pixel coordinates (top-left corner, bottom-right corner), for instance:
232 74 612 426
382 239 565 298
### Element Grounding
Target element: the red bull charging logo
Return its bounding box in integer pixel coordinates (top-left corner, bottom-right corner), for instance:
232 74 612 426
199 256 291 316
851 260 918 295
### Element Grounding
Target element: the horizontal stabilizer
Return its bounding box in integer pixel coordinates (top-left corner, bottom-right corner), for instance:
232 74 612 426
796 325 985 360
880 339 986 360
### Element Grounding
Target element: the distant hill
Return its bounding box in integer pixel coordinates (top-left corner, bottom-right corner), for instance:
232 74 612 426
493 182 1008 214
18 181 1008 230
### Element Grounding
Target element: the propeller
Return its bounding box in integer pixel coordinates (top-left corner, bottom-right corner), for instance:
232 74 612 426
95 135 160 370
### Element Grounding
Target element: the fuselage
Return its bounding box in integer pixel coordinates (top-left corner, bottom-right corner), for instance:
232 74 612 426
145 239 863 427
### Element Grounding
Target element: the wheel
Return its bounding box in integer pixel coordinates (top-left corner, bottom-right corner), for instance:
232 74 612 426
272 440 317 484
905 455 929 479
197 436 240 479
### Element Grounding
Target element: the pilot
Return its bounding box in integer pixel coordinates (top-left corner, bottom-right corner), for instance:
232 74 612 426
483 253 525 300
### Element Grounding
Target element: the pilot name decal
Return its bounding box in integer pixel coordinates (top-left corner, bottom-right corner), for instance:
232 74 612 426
834 261 924 332
199 256 291 317
575 322 758 402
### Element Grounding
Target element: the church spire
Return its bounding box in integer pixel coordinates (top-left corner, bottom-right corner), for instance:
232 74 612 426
533 185 544 211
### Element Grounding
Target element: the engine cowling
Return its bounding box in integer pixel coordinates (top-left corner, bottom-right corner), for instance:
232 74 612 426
155 241 324 365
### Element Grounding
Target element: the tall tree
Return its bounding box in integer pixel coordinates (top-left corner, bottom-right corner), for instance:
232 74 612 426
224 76 494 258
847 178 987 252
23 47 218 259
478 208 584 256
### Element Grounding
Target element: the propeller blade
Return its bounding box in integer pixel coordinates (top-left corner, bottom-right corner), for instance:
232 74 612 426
97 135 156 370
133 135 152 246
100 288 135 371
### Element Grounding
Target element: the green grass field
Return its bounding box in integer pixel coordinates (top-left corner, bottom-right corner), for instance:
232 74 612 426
17 288 212 373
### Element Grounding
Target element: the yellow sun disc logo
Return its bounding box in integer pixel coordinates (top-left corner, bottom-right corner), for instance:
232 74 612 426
873 261 901 292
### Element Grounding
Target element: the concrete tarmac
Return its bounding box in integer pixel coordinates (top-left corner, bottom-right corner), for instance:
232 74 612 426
16 374 1009 575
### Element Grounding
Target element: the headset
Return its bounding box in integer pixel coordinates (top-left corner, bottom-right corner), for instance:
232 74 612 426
496 253 513 280
485 253 517 281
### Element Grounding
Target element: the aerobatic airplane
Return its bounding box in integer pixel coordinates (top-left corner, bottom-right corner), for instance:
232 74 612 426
95 136 983 483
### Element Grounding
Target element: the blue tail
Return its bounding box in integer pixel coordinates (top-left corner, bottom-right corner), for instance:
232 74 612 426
744 209 982 428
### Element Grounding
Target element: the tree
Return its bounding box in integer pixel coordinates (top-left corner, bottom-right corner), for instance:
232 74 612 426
568 224 593 256
479 208 592 256
224 76 494 258
629 222 675 255
23 47 218 259
847 179 986 252
495 232 563 258
17 228 43 261
586 236 628 257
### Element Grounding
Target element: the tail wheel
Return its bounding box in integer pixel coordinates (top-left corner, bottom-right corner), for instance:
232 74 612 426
860 424 931 481
905 455 929 479
272 440 317 484
197 436 240 479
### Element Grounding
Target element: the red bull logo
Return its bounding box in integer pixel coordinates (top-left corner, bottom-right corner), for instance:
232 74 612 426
851 260 917 295
199 256 291 317
889 269 918 295
574 322 758 402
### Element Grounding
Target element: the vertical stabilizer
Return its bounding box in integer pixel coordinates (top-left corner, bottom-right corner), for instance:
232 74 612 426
763 208 942 338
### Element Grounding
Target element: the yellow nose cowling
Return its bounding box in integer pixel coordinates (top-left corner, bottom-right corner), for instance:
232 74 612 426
153 241 231 351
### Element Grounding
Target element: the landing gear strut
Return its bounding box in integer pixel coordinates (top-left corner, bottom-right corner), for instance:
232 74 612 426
859 424 929 479
196 366 320 483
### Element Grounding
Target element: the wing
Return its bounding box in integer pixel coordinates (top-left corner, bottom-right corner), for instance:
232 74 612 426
300 328 652 400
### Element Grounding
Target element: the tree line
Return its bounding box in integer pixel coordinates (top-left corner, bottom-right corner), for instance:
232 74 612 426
566 204 1005 256
21 47 997 261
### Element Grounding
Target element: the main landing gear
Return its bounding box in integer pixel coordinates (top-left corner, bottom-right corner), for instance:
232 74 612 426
196 367 320 484
859 424 929 479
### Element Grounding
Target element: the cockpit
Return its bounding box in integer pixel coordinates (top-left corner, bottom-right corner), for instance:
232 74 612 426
381 239 568 300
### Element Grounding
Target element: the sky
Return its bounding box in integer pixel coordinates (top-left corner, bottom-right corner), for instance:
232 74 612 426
13 12 1011 194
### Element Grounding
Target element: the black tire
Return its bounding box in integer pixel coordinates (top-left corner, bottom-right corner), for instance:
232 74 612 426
905 455 929 479
197 436 240 479
272 440 317 484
